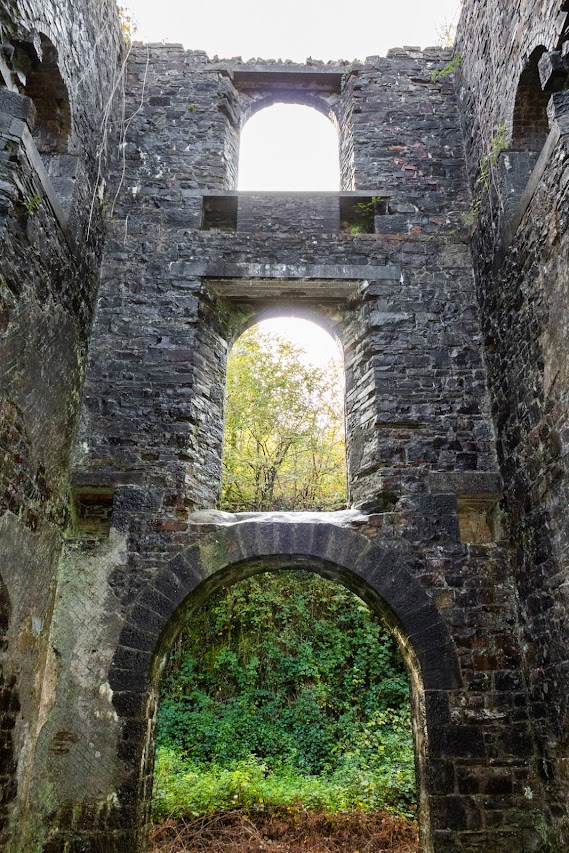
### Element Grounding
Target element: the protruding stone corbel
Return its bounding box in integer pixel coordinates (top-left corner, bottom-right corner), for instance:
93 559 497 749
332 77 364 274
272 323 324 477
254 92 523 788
547 89 569 133
538 50 569 92
0 88 36 129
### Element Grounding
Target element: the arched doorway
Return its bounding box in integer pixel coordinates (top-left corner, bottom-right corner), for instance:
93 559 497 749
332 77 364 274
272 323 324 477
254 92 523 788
511 46 551 152
109 520 462 853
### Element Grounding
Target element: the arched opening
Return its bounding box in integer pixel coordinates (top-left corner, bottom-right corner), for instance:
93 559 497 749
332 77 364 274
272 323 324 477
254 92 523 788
221 318 347 512
238 104 340 191
13 34 72 154
6 33 78 217
151 566 418 851
110 522 462 853
512 47 551 151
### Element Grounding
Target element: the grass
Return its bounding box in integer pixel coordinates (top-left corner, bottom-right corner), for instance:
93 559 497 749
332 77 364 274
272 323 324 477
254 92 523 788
152 750 417 821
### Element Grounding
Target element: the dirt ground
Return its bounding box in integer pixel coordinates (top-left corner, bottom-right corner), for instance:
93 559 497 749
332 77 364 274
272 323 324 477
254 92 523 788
149 810 419 853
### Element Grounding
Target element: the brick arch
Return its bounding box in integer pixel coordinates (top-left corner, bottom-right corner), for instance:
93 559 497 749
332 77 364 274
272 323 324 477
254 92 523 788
503 9 563 146
109 520 461 852
511 45 551 150
240 92 340 129
111 522 460 695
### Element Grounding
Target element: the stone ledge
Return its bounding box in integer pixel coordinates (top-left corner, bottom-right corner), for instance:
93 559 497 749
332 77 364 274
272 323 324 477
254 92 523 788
427 471 503 496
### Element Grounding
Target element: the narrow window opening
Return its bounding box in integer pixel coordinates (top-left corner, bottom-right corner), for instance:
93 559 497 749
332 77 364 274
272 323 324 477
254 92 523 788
238 104 340 191
221 318 347 513
10 34 78 216
498 46 553 237
152 569 418 851
512 47 550 151
14 35 72 154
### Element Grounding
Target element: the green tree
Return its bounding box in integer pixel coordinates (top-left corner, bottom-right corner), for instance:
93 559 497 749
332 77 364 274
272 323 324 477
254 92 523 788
221 327 347 512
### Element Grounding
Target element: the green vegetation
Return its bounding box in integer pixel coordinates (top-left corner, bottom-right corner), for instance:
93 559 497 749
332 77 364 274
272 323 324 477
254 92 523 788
153 327 415 827
22 192 41 217
430 52 462 82
154 571 416 820
469 123 508 218
221 327 347 512
478 123 508 191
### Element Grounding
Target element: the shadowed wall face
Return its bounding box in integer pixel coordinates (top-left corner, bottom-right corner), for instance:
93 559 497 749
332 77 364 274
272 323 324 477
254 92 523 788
456 1 569 847
0 1 123 849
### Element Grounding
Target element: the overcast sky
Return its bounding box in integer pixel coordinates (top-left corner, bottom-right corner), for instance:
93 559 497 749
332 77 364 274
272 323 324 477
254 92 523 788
124 0 461 62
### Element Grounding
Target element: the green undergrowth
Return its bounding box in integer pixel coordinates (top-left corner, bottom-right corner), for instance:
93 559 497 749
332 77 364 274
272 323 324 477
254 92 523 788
153 572 417 824
153 711 416 820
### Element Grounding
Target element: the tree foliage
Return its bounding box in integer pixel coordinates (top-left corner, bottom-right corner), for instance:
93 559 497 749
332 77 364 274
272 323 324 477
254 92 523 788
221 328 347 512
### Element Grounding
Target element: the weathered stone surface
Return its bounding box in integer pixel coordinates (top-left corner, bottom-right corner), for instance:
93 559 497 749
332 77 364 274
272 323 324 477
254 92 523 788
0 2 567 852
457 1 569 847
0 0 123 848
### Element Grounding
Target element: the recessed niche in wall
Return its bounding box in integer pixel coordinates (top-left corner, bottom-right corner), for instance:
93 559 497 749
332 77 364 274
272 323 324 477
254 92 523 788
497 46 555 241
70 487 115 538
12 33 78 217
202 195 238 231
339 195 388 233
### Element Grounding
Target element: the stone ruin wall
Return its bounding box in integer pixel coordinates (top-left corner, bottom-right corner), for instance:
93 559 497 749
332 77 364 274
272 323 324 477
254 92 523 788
456 0 569 843
0 0 567 851
0 0 123 847
57 41 534 853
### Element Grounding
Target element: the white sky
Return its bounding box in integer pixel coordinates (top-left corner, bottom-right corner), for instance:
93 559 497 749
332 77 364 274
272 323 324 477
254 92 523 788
238 105 340 190
124 0 461 62
122 0 461 360
257 317 343 370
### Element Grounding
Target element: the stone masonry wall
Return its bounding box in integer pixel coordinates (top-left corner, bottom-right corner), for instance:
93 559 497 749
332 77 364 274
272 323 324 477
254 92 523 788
0 5 566 851
35 42 547 853
76 44 495 511
0 0 122 848
456 0 569 846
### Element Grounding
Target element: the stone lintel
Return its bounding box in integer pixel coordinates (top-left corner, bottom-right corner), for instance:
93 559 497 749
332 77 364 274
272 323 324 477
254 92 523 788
177 261 402 281
231 67 345 92
206 277 362 302
427 471 503 497
199 190 391 199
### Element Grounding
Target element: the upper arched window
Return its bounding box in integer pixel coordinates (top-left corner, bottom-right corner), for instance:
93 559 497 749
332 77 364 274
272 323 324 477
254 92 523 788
238 104 340 191
512 47 550 151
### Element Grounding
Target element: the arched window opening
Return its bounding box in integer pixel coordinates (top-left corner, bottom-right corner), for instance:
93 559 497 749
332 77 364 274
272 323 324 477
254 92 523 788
8 34 77 216
512 47 551 151
221 318 347 512
151 568 418 851
14 34 71 154
238 104 340 191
